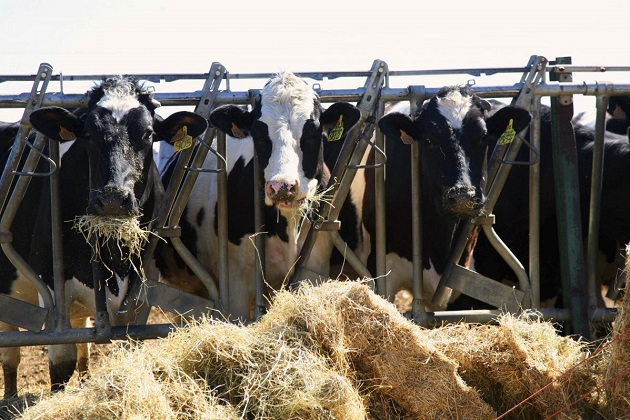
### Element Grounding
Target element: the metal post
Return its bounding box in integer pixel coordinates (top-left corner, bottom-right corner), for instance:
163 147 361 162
586 91 609 325
549 56 588 337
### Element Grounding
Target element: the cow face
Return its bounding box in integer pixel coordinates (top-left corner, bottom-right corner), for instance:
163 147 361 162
210 72 360 212
29 77 207 218
378 86 531 218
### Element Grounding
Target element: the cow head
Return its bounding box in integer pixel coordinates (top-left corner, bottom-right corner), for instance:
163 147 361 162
378 86 531 218
29 77 208 218
209 72 360 214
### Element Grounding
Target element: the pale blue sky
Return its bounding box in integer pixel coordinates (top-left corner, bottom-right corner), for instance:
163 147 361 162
1 0 629 120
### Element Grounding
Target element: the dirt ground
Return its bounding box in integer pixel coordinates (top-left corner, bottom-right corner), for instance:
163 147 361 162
0 309 172 418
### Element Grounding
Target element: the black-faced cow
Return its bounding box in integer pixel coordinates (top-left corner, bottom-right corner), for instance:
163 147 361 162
360 86 531 310
155 71 360 321
0 76 208 398
458 103 630 310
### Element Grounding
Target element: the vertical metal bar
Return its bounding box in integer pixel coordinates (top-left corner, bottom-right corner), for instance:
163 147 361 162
586 93 608 318
550 85 589 336
48 138 70 331
374 101 387 296
253 148 266 320
529 98 542 308
216 130 230 317
408 96 426 323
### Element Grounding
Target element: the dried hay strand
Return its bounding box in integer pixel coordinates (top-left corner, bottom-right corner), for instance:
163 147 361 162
604 245 630 418
258 281 496 419
73 215 151 259
73 215 155 277
426 312 598 419
20 319 365 420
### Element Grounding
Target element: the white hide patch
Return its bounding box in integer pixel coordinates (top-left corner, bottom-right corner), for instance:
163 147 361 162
258 72 318 201
97 83 140 122
436 90 472 130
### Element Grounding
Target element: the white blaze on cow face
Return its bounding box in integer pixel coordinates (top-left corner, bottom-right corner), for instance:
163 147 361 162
96 82 141 122
436 89 472 130
258 72 319 208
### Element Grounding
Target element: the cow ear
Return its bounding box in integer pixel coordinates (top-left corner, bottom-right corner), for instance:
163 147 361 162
154 111 208 143
29 107 84 142
320 102 361 142
209 105 253 139
378 112 419 144
486 106 532 139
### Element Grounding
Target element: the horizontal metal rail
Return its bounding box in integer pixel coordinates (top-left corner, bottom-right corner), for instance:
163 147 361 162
2 82 630 110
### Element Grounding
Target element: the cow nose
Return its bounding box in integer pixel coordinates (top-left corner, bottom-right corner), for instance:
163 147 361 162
443 186 483 217
94 188 135 216
265 180 300 203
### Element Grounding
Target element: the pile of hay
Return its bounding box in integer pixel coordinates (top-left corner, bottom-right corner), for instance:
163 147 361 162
17 280 620 419
426 313 598 419
603 247 630 418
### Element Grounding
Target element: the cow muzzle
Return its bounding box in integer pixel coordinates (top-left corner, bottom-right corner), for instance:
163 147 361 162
265 179 301 207
91 187 137 216
443 186 483 218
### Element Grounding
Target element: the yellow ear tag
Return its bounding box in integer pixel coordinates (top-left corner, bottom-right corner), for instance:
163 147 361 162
327 115 344 142
497 119 516 145
172 125 193 152
59 126 76 141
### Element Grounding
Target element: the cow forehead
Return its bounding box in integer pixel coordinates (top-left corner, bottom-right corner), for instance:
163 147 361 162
96 89 141 123
435 90 473 130
258 72 317 139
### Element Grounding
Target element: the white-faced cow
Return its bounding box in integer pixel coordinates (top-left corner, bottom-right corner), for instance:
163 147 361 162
358 86 531 310
156 72 360 321
0 76 208 398
455 102 630 311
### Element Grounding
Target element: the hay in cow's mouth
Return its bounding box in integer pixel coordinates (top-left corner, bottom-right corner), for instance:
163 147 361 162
72 215 152 275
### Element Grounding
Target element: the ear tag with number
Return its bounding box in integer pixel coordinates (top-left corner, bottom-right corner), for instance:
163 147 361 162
59 126 76 141
328 115 344 142
172 125 193 152
497 119 516 145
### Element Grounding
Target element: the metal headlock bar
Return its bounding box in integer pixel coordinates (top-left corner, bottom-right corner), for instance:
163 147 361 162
133 62 228 319
287 59 388 290
1 58 630 348
0 64 54 334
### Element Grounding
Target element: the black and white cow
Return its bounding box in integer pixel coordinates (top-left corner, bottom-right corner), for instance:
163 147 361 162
0 76 208 398
156 72 360 321
353 86 531 310
457 102 630 310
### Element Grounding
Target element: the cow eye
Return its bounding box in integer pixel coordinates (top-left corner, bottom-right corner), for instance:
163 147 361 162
143 129 154 141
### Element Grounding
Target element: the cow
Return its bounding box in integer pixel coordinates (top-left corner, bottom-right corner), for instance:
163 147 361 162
454 102 630 311
155 71 361 322
606 95 630 135
341 86 532 310
0 76 208 398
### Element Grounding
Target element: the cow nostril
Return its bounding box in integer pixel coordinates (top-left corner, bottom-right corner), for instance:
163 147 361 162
266 180 300 203
288 180 299 193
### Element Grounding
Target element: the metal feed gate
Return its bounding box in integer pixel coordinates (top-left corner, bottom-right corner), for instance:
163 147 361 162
0 56 627 349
